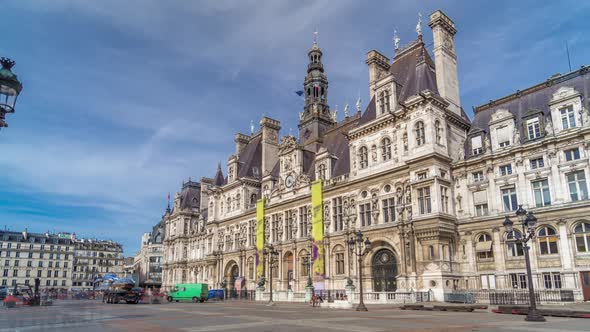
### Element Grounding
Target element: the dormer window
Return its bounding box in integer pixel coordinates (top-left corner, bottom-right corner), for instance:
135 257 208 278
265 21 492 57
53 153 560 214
471 136 483 155
560 105 576 129
526 118 541 140
415 121 425 146
496 126 510 147
384 90 390 112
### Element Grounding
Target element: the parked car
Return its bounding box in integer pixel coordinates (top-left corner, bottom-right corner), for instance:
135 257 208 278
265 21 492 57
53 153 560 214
167 283 208 303
208 289 225 301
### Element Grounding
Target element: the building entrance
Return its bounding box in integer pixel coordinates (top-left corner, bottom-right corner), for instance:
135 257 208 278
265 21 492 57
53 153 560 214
372 249 397 292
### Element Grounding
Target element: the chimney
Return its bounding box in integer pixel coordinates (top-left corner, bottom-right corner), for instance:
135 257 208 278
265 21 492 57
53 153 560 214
366 50 390 100
429 10 461 115
234 133 250 155
260 116 281 177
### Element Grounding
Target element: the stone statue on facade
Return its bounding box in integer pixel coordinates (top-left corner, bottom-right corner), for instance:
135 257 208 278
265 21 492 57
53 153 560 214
513 127 520 144
581 107 590 126
545 117 554 136
484 134 491 152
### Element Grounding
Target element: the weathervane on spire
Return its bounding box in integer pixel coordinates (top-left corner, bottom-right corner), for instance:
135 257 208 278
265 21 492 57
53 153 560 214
416 13 422 37
394 29 400 50
313 28 319 45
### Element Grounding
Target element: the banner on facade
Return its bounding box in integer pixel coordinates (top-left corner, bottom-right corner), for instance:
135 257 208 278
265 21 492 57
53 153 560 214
311 180 325 285
255 198 265 281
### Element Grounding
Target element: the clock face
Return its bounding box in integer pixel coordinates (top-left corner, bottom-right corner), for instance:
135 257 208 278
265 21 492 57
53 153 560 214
285 175 295 189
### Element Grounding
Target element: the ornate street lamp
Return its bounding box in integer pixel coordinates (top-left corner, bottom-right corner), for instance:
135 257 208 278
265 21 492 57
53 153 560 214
502 205 545 322
306 234 314 287
0 57 23 130
348 230 372 311
263 243 279 306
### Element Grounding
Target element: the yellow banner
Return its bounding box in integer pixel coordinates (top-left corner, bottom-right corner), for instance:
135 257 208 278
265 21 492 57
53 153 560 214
256 198 265 280
311 180 325 281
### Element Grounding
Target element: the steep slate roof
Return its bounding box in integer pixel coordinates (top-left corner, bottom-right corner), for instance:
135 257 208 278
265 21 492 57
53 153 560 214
213 163 225 186
179 181 201 210
236 135 262 179
390 39 438 105
470 67 589 142
320 114 362 177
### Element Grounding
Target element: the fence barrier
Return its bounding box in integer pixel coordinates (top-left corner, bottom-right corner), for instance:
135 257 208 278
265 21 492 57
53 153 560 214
444 289 577 305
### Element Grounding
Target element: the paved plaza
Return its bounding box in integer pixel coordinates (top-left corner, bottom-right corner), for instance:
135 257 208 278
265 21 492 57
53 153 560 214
1 300 589 332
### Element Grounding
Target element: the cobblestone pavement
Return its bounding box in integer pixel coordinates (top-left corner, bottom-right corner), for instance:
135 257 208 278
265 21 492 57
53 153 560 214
1 300 589 332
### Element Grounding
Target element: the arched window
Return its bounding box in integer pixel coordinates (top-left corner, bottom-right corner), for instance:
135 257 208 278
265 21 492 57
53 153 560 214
574 222 590 252
428 245 435 260
538 226 558 255
359 146 368 169
381 138 391 161
318 164 327 180
403 132 408 152
506 230 524 257
476 233 493 260
435 120 442 144
415 121 425 146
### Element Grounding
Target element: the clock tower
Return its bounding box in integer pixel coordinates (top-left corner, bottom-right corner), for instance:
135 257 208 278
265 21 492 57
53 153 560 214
298 32 336 151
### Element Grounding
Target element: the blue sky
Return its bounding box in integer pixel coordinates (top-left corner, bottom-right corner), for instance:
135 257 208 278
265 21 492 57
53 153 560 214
1 0 589 256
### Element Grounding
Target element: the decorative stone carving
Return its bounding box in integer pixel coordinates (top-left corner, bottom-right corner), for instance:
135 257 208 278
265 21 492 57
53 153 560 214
513 127 520 144
456 194 462 211
545 117 554 136
484 134 491 152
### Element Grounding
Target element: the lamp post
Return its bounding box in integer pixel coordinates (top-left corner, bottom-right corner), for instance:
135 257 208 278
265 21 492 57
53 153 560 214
502 205 546 322
0 57 23 130
264 243 279 306
348 230 372 311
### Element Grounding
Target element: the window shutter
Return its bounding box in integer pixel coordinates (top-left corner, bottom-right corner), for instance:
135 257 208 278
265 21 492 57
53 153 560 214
496 126 510 143
473 190 488 204
471 136 482 149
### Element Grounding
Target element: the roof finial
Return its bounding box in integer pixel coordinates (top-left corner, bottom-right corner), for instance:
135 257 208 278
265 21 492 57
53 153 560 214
250 120 255 135
394 28 400 50
344 101 349 118
166 192 171 212
217 162 221 171
313 28 319 46
356 93 362 113
416 12 422 37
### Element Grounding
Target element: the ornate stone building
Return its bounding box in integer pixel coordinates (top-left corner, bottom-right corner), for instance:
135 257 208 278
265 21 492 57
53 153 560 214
162 10 590 301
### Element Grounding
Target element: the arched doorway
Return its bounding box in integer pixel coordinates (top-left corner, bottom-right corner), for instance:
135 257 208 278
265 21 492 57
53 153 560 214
372 249 397 292
283 252 293 290
224 261 239 298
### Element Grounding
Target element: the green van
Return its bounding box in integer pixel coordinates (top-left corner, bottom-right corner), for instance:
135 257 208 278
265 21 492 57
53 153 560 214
167 283 208 303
